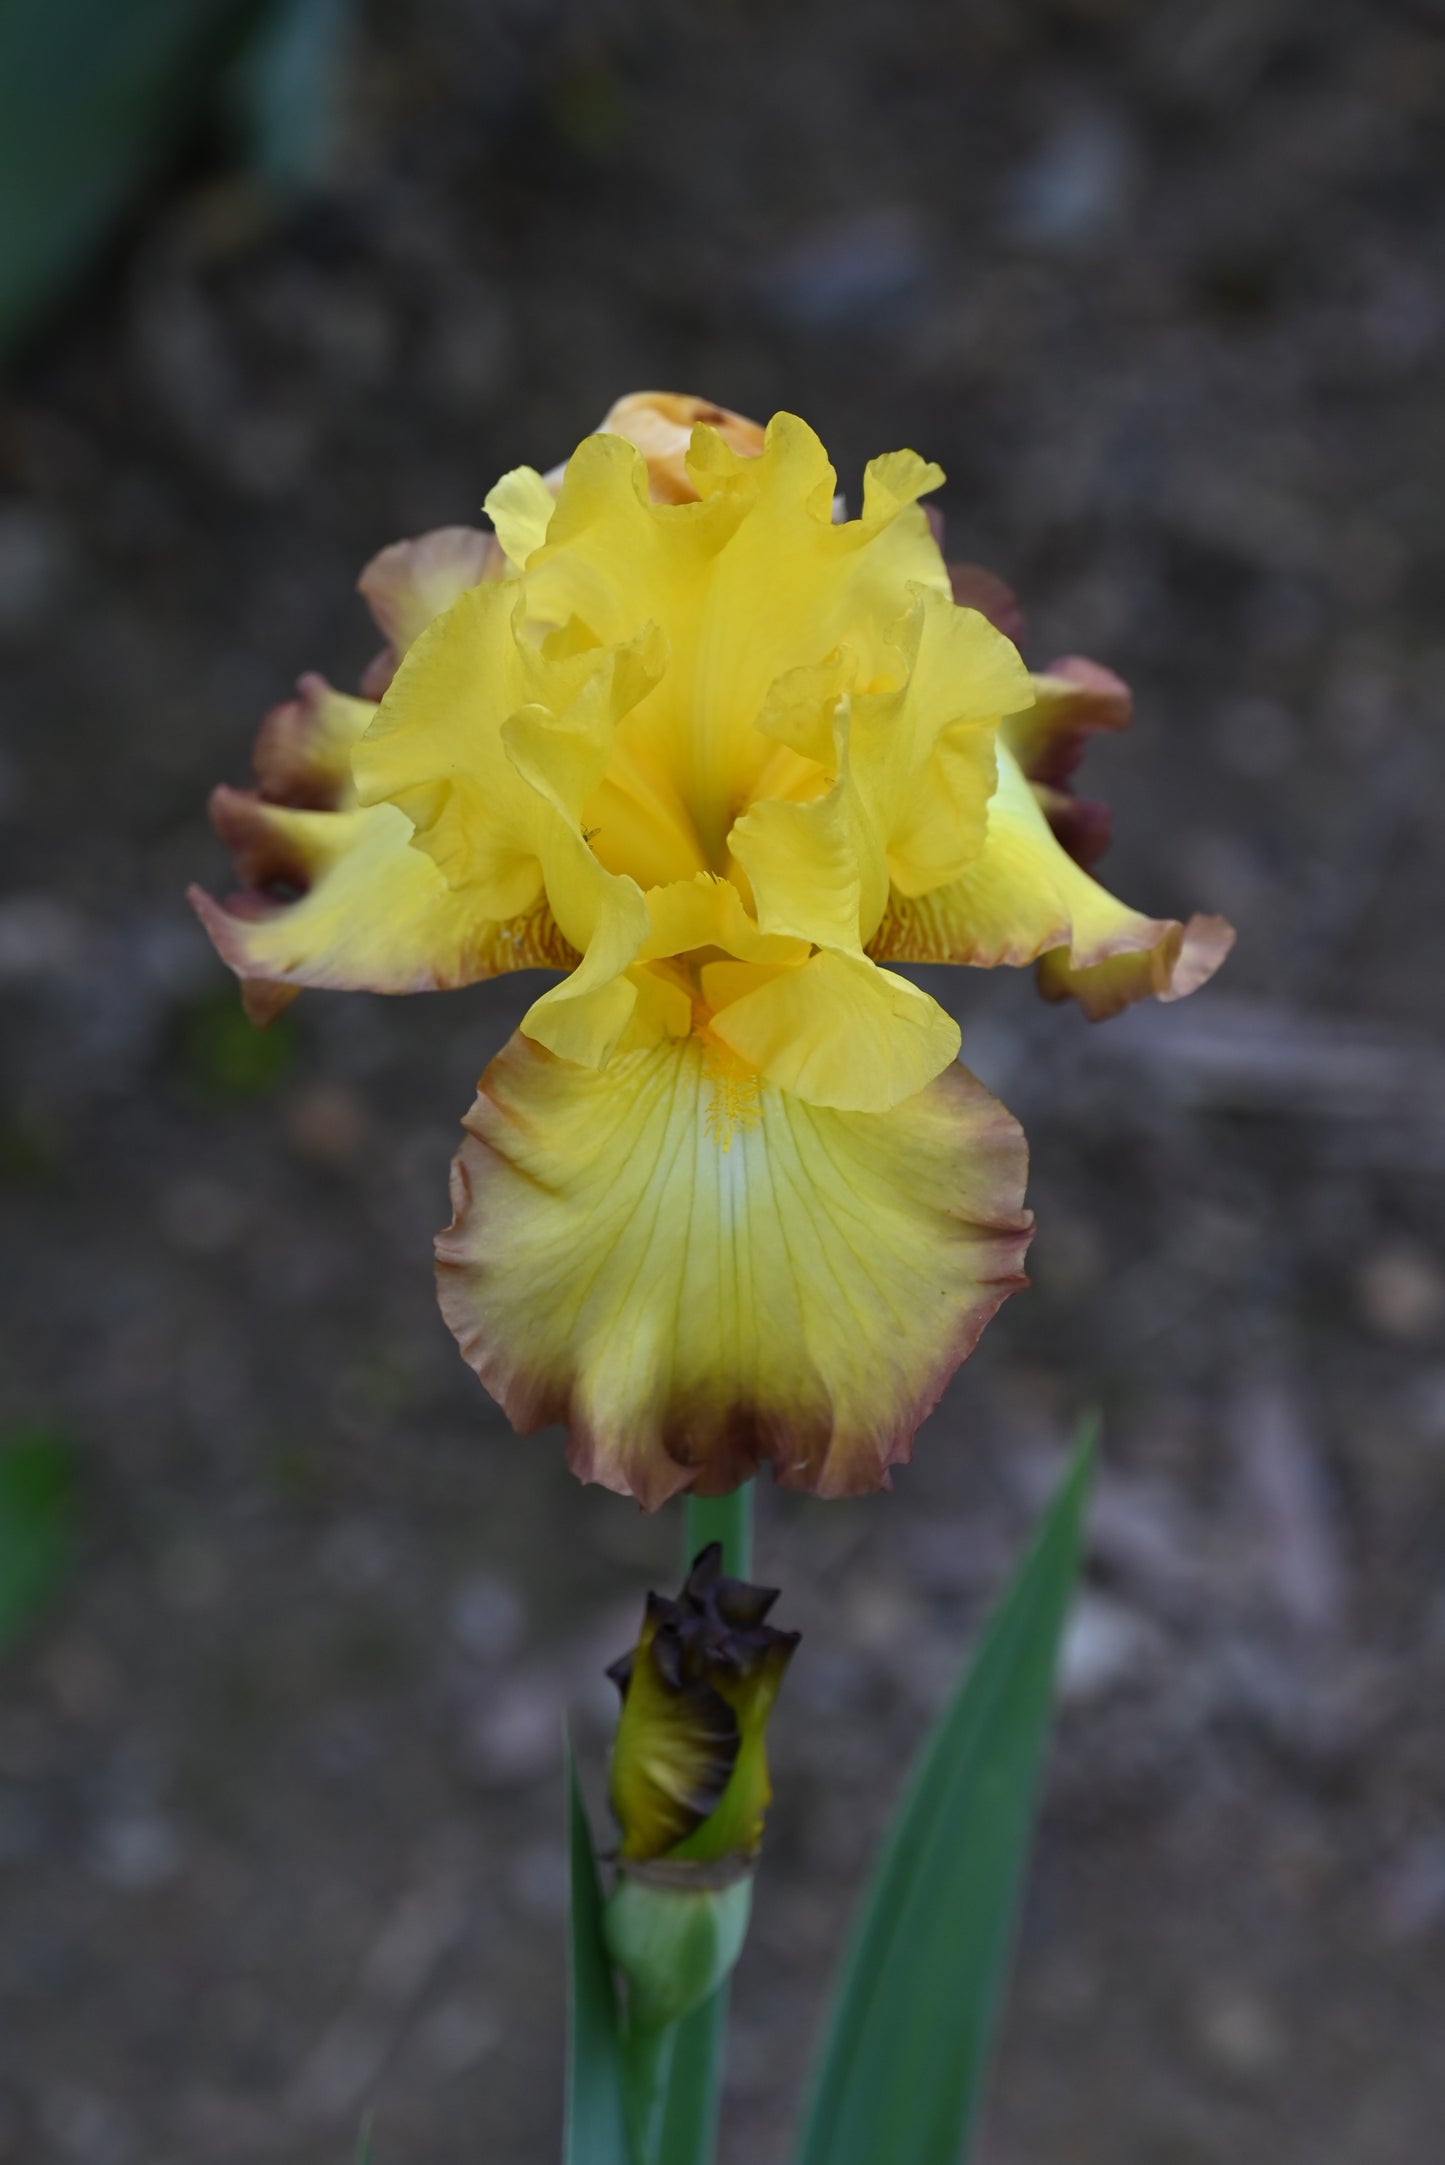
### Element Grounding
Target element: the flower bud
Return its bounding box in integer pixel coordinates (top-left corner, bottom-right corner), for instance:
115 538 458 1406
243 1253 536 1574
603 1866 753 2033
602 1544 798 2028
592 391 766 503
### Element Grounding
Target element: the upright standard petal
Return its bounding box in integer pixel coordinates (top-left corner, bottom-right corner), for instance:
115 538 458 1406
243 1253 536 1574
522 414 949 869
435 1031 1032 1508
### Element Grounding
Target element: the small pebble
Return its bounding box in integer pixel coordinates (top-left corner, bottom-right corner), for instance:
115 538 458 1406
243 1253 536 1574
1191 1986 1286 2081
283 1080 373 1167
1058 1592 1159 1704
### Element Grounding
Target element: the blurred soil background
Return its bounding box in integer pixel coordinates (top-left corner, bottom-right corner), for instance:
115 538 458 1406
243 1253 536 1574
2 0 1445 2159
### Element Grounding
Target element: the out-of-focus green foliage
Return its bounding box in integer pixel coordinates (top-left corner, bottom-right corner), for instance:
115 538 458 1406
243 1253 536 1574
174 989 297 1100
566 1738 633 2165
0 0 351 364
0 1426 75 1651
231 0 350 192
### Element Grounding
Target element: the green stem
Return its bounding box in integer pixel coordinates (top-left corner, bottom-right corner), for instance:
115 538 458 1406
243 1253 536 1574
683 1480 754 1580
655 1985 728 2165
623 2020 677 2164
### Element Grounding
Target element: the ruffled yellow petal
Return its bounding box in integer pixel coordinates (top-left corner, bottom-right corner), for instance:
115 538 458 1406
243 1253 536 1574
482 466 557 571
351 581 541 907
723 586 1026 946
729 771 863 951
640 873 806 970
522 414 948 869
707 949 959 1111
352 583 661 921
517 850 651 1067
863 590 1025 901
190 790 573 1004
868 741 1234 1019
189 672 576 1011
435 1031 1031 1508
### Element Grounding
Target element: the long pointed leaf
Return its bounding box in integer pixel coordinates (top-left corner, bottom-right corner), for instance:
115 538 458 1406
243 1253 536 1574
565 1738 633 2165
0 0 253 361
794 1433 1094 2165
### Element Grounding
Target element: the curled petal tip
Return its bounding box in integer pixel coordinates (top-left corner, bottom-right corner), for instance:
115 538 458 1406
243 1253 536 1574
1159 912 1237 1002
1038 908 1236 1019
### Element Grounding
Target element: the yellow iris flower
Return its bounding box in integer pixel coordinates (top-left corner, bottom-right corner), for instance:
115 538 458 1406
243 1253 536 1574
191 392 1232 1507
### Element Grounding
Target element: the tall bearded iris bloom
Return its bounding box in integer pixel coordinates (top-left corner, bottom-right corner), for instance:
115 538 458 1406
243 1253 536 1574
191 394 1232 1507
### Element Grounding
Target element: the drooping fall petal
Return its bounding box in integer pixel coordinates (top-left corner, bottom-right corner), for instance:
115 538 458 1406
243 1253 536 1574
435 1030 1033 1510
188 666 577 1013
868 736 1235 1019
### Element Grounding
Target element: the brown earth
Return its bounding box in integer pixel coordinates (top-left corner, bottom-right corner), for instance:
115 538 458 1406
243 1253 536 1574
2 1 1444 2160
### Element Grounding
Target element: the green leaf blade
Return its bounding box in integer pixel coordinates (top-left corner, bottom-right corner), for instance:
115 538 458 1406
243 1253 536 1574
793 1432 1095 2165
565 1737 633 2165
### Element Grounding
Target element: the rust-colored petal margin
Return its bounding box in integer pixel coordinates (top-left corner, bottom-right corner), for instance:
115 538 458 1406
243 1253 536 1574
1004 656 1134 869
1037 910 1236 1020
947 560 1026 645
190 639 586 1013
435 1031 1033 1509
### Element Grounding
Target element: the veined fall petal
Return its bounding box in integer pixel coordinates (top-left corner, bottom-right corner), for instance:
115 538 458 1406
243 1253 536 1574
435 1029 1033 1509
